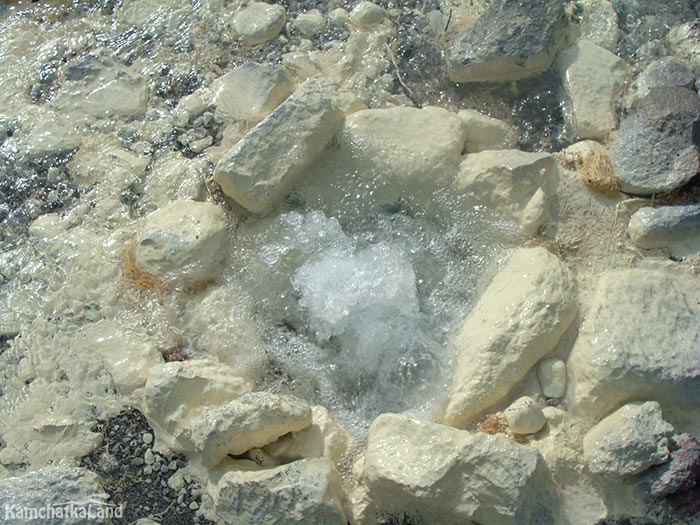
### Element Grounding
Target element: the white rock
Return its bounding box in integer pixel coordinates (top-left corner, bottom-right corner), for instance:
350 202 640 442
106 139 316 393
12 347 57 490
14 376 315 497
568 269 700 418
212 458 346 525
214 77 344 213
293 10 325 37
82 77 149 118
456 149 558 236
444 247 577 428
583 401 674 478
556 40 629 140
232 2 287 45
538 358 567 398
184 285 267 381
458 109 518 153
353 414 550 525
143 360 253 453
0 467 106 525
504 396 546 435
134 200 227 284
192 392 313 466
578 0 621 51
328 8 349 26
26 115 80 157
338 106 466 196
75 320 163 394
263 405 351 466
211 63 293 124
349 1 386 30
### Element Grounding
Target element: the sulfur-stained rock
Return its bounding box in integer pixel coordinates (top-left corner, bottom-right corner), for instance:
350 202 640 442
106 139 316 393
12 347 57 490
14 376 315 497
191 392 312 467
353 413 551 525
456 149 559 236
444 247 576 428
214 77 344 213
143 360 253 453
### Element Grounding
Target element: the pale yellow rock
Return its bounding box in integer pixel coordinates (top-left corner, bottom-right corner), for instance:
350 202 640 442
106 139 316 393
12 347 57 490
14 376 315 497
444 247 576 428
458 109 518 153
504 396 546 435
456 149 558 236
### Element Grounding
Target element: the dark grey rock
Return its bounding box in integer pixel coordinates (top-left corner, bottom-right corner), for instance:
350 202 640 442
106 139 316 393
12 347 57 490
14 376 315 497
649 434 700 498
611 87 700 195
628 204 700 248
446 0 568 83
635 57 695 101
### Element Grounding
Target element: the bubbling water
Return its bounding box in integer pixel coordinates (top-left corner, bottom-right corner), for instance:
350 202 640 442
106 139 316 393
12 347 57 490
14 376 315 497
228 172 519 436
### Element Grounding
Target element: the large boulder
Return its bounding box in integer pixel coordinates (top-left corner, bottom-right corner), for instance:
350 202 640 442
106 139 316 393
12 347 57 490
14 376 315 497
446 0 568 83
143 360 253 453
133 200 228 284
556 40 629 140
611 87 700 195
0 467 108 525
583 401 674 478
353 414 552 525
338 106 466 192
212 458 346 525
444 247 576 428
568 269 700 418
456 149 558 235
214 77 344 213
191 392 313 467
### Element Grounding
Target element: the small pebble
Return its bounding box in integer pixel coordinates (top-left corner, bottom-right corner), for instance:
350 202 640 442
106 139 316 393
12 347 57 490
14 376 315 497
131 457 145 467
169 461 178 471
144 465 153 475
144 449 155 465
142 432 153 445
189 501 199 510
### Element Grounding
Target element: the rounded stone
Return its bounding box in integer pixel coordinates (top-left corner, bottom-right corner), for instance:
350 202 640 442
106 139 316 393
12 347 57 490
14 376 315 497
329 8 349 26
349 2 386 30
134 200 228 284
293 10 325 37
232 2 287 45
504 396 546 435
537 358 567 398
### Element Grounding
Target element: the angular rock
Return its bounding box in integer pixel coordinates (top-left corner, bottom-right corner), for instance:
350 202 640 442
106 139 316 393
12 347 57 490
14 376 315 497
649 434 700 498
75 320 163 394
444 247 576 428
0 467 107 525
556 40 629 140
191 392 312 467
628 204 700 249
611 87 700 195
538 358 567 398
263 406 351 466
446 0 568 83
134 200 227 284
82 77 149 118
458 109 518 153
568 269 700 418
232 2 287 46
633 58 695 103
143 360 253 453
504 396 546 435
583 401 674 478
578 0 621 51
335 106 466 198
214 77 344 213
211 63 294 124
212 458 346 525
26 116 80 158
353 414 550 525
456 149 558 235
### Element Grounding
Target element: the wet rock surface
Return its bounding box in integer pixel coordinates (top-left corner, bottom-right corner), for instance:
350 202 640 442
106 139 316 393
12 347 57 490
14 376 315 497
628 204 700 249
446 0 568 83
611 87 700 195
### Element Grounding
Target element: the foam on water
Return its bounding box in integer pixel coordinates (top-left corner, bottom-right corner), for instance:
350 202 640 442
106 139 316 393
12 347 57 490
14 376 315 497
229 170 520 436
